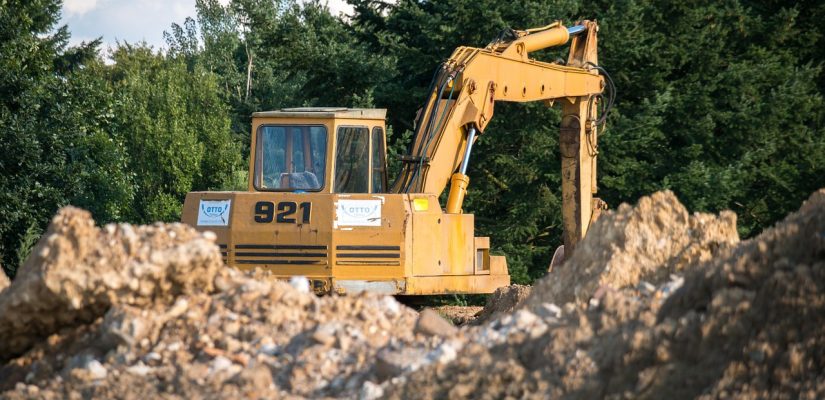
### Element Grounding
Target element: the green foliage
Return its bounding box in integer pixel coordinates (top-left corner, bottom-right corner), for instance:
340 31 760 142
0 1 241 276
109 45 241 222
0 0 132 276
584 0 825 237
14 223 42 276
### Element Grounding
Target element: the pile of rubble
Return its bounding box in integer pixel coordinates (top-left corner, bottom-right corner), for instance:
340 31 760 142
387 190 825 399
1 188 824 399
0 208 434 399
473 284 532 325
529 190 740 307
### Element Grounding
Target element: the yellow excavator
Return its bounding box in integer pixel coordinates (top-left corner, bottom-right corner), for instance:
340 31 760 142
181 20 613 295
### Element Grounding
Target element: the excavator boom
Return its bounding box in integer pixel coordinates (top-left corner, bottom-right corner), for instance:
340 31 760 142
393 20 610 255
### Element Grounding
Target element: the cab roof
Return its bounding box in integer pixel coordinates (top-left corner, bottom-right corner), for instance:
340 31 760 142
252 107 387 120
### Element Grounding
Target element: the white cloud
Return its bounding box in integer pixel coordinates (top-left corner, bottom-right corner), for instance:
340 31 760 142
59 0 358 53
61 0 196 50
325 0 354 16
64 0 100 16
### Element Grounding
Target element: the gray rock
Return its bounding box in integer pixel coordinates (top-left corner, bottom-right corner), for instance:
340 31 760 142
374 347 429 381
289 276 310 293
86 360 108 381
414 308 457 337
637 281 656 295
311 323 338 347
359 381 385 400
537 302 563 320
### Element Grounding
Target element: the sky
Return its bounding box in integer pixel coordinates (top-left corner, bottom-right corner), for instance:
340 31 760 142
59 0 354 51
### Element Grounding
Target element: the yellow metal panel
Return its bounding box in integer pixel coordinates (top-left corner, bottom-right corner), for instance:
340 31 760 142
490 255 508 276
330 193 405 280
444 213 474 275
183 191 333 277
410 194 444 277
405 273 510 295
410 201 475 277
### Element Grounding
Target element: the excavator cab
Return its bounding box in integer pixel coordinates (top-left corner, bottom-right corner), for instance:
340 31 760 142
250 107 388 194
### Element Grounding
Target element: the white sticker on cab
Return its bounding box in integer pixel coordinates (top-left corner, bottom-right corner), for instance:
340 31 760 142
336 199 382 227
197 199 231 226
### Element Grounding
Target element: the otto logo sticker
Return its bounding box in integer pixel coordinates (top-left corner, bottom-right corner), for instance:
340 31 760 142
197 200 231 226
336 200 381 226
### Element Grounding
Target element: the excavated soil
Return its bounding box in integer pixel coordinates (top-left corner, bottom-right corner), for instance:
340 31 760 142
1 189 824 399
433 306 483 326
0 208 428 399
529 190 740 307
386 190 825 399
473 285 532 325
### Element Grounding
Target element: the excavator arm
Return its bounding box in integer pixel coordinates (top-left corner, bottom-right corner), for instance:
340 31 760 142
392 20 612 256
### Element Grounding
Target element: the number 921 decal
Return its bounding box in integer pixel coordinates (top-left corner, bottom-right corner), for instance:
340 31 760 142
254 201 311 224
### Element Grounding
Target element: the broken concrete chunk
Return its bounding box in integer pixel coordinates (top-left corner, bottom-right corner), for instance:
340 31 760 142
537 303 562 320
312 323 338 346
68 356 108 382
359 380 385 400
414 308 457 337
375 347 430 380
289 276 310 293
0 207 223 360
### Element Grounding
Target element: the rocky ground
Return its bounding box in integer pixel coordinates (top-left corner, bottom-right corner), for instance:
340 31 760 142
1 189 823 399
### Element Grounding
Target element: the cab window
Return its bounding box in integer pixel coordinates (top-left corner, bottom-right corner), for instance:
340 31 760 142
371 127 387 193
255 125 326 191
334 126 370 193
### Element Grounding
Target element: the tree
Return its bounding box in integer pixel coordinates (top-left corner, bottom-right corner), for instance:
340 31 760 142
109 45 242 223
0 1 243 277
581 0 825 236
0 0 132 277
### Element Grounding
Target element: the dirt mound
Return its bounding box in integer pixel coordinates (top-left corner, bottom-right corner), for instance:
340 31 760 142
434 284 532 326
473 284 532 324
528 190 738 307
0 207 432 399
650 188 825 398
433 306 483 325
2 189 823 399
0 207 223 360
386 189 825 399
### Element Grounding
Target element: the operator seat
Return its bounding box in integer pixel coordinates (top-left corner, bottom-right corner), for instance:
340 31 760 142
280 171 320 189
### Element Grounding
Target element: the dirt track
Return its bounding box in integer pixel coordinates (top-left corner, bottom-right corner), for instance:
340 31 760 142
1 189 823 399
